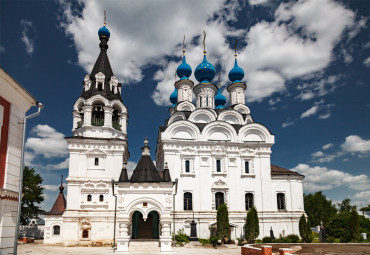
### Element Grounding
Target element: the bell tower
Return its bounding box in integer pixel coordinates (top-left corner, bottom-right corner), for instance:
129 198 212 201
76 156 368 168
63 20 129 230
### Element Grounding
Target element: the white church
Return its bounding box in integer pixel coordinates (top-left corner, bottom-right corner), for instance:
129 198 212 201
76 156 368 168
44 23 305 252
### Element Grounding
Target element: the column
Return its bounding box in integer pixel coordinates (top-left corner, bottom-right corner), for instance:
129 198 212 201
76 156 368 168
159 219 172 252
82 106 93 126
119 113 127 134
116 219 130 252
103 107 114 128
72 110 81 129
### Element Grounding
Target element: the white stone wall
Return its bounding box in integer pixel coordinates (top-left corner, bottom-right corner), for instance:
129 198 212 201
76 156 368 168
158 106 304 240
4 105 25 192
0 68 36 255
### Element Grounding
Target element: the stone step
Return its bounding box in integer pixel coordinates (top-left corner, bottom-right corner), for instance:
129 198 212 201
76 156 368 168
129 240 160 248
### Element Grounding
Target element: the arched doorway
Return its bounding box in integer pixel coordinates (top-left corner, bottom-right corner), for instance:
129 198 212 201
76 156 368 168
132 211 159 239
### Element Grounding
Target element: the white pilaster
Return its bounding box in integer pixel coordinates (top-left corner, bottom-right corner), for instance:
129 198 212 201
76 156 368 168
103 107 114 128
116 220 130 252
82 105 93 126
72 110 81 130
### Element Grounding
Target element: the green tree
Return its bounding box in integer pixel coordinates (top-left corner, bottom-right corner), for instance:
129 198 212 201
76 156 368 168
359 215 370 238
304 191 337 227
326 199 360 242
299 214 312 243
338 198 352 212
20 166 44 224
216 203 230 244
349 206 360 242
245 206 259 243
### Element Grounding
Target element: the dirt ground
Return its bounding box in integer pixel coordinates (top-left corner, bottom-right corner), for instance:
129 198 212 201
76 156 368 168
254 243 370 255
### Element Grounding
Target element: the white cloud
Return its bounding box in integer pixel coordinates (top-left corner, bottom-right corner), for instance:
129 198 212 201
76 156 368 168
311 151 324 157
60 0 361 106
300 105 319 118
281 119 295 128
300 100 333 119
249 0 270 6
43 183 67 192
293 163 370 192
318 112 331 119
45 158 70 170
26 124 68 158
268 97 281 106
353 191 370 201
342 49 353 64
322 143 333 150
21 19 34 55
363 57 370 67
341 135 370 154
296 75 340 101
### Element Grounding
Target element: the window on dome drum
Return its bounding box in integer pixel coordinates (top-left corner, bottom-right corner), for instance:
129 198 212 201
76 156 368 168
87 195 92 202
82 230 89 238
184 192 192 210
245 193 253 210
277 193 286 210
200 97 202 108
216 160 221 172
215 192 224 210
245 161 250 174
99 195 104 202
185 160 190 173
97 82 102 91
206 96 209 107
95 157 99 166
53 225 60 235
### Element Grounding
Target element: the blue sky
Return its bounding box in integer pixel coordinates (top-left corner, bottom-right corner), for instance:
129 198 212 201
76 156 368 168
1 0 369 211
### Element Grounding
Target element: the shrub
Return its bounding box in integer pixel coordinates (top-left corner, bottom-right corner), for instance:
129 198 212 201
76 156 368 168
262 236 273 243
199 238 210 245
175 228 189 243
284 234 300 243
237 238 244 246
210 235 219 245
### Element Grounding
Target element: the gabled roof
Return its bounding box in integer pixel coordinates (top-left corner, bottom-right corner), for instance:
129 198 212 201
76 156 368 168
271 164 304 177
44 185 66 215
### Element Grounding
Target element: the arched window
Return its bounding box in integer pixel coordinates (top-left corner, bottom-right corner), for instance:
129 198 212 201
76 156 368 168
245 193 253 210
87 194 92 202
215 192 224 210
245 161 249 174
277 193 286 210
185 160 190 173
216 160 221 172
184 192 192 210
91 104 104 126
53 225 60 235
82 229 89 238
99 195 104 202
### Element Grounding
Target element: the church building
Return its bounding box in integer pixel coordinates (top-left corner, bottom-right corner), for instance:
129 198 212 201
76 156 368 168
44 22 304 252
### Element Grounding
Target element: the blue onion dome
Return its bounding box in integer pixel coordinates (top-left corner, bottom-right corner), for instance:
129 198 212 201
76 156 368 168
228 58 244 83
177 55 192 80
215 87 226 109
169 88 178 107
98 25 110 39
195 53 216 83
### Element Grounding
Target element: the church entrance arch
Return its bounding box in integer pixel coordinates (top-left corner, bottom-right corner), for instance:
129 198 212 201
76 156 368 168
131 211 159 239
